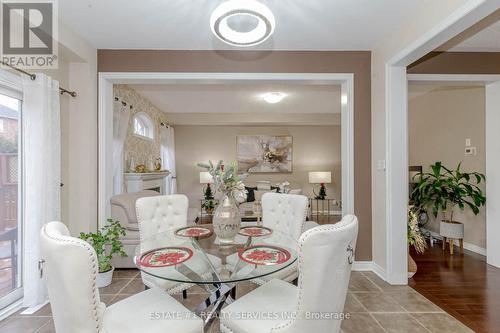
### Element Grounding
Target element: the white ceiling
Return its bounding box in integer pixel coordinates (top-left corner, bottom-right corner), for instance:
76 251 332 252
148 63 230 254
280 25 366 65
128 83 341 114
437 10 500 52
126 83 341 126
60 0 431 50
408 84 483 101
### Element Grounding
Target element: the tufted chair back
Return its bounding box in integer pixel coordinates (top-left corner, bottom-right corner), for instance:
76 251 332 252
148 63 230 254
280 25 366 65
136 194 189 243
275 215 358 333
261 192 308 240
40 221 105 333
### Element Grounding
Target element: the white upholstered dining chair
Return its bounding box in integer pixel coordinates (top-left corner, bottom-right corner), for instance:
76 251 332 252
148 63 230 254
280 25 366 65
220 215 358 333
251 192 314 285
135 194 195 295
40 221 203 333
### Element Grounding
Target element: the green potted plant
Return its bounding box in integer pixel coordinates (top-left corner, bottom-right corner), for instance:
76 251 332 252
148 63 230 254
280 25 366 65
411 162 486 252
407 206 427 278
79 219 127 287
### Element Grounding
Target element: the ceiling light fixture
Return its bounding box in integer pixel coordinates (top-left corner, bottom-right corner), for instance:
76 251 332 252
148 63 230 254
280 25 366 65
210 0 275 47
262 92 286 104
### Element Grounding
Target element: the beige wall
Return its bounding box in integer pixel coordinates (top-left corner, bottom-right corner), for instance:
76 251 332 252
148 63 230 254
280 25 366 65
114 85 168 169
409 85 486 248
55 20 98 234
175 125 341 208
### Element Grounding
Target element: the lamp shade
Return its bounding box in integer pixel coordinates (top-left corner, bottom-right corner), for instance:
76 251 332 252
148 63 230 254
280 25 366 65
199 172 213 184
309 171 332 184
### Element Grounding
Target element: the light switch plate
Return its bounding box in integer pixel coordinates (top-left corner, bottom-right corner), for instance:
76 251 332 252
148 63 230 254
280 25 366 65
465 147 477 156
377 160 386 170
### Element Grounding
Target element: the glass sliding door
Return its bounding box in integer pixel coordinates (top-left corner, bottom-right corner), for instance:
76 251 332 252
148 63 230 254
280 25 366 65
0 92 22 309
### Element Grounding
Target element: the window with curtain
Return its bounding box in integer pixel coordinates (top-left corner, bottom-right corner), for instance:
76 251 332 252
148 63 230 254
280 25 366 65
133 112 154 140
0 92 22 311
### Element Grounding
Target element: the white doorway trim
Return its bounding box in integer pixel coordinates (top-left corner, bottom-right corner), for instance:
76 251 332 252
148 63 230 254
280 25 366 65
98 72 355 229
408 73 500 268
385 0 500 284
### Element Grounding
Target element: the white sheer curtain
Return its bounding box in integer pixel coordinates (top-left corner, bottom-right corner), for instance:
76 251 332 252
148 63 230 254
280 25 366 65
22 74 60 307
112 100 130 194
160 125 177 194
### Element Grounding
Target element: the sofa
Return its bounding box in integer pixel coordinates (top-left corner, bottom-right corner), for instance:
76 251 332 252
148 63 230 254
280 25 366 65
239 181 302 217
110 190 160 268
111 190 200 268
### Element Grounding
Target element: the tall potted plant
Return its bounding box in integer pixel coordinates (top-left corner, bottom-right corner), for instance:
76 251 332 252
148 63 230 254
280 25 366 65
79 219 127 287
411 162 486 252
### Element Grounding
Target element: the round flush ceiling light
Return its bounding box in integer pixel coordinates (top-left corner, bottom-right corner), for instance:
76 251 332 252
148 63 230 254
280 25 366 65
210 0 275 47
262 92 286 104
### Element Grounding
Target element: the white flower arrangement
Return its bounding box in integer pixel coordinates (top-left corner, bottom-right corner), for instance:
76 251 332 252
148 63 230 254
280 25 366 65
197 160 248 203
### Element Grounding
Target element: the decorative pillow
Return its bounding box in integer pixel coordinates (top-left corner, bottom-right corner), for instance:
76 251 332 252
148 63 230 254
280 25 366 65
245 186 257 202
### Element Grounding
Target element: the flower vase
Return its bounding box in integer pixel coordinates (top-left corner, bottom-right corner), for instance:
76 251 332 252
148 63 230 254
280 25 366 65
408 253 417 278
213 195 241 244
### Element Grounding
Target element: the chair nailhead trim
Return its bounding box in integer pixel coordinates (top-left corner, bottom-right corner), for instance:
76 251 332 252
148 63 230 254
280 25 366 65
43 225 102 331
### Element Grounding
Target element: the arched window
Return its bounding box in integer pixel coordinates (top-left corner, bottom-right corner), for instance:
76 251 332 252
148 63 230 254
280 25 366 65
133 112 154 140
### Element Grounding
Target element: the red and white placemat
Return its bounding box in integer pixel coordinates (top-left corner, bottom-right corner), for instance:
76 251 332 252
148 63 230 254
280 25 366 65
175 226 213 238
139 247 193 268
238 226 273 237
238 245 291 266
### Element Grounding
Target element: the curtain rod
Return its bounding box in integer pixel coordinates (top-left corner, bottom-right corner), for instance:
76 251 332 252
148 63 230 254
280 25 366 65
0 61 77 97
114 96 133 109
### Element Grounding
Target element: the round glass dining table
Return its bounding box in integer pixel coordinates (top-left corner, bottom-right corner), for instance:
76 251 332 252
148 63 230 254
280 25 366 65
134 224 298 284
134 224 298 326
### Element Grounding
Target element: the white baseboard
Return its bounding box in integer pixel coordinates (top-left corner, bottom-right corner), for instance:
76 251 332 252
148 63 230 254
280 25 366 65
352 261 388 282
0 299 23 322
423 229 486 256
352 261 373 271
371 262 387 281
20 300 48 315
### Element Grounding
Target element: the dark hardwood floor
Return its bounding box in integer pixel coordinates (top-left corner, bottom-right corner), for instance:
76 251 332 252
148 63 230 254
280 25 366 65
410 241 500 333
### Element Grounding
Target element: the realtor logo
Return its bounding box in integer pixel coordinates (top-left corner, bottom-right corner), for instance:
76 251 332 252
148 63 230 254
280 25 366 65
0 0 58 69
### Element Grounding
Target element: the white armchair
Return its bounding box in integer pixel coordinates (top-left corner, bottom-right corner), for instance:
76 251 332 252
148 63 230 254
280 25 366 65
251 192 310 284
261 192 309 240
135 194 194 295
40 221 203 333
220 215 359 333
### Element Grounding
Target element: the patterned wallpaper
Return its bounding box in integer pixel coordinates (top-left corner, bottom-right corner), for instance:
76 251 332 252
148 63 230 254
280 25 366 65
114 84 168 170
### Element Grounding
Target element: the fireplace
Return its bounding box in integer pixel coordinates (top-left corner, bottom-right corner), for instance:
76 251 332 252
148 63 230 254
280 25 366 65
124 172 170 194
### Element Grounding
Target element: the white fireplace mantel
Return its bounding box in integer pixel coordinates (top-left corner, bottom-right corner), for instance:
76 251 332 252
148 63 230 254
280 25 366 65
124 171 170 194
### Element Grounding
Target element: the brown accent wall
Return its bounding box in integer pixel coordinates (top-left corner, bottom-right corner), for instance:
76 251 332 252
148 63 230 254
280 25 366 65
408 52 500 74
98 50 372 260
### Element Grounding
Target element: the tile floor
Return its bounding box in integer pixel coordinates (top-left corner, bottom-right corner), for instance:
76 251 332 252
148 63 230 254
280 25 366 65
0 270 473 333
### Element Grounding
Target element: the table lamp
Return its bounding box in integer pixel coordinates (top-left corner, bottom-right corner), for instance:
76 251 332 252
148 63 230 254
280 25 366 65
199 171 213 184
309 171 332 200
199 171 214 196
